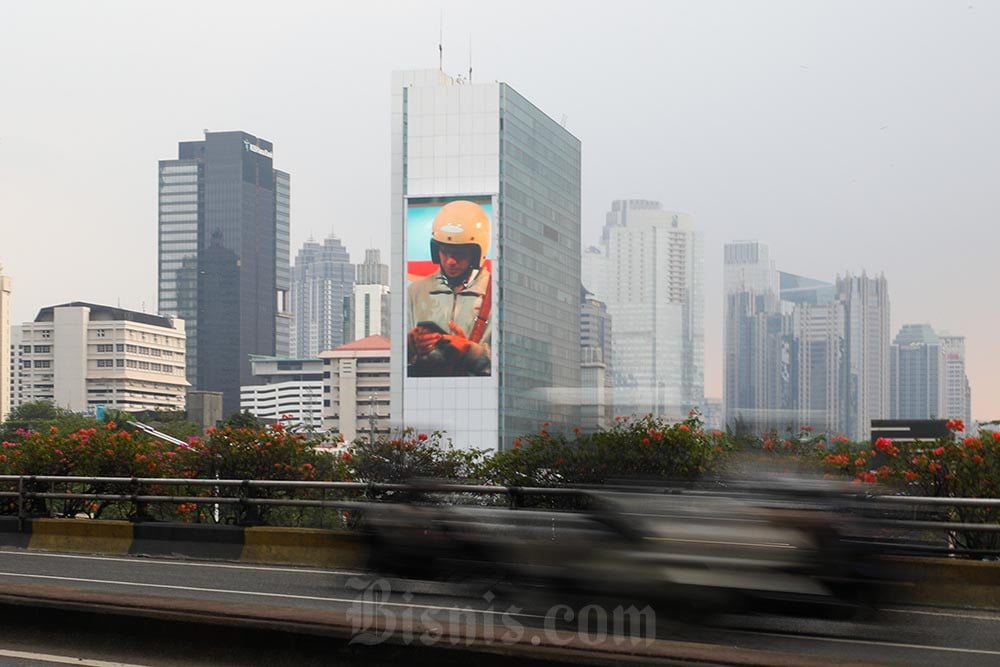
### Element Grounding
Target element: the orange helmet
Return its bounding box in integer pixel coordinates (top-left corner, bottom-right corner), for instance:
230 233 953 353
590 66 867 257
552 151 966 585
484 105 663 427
430 200 491 269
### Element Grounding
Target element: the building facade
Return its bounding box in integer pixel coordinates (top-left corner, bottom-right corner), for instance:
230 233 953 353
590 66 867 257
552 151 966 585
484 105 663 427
12 302 187 413
597 200 704 419
321 335 391 443
890 324 944 421
838 273 890 441
390 70 582 452
345 249 390 343
940 334 972 430
290 235 354 357
581 288 613 430
724 242 890 440
157 130 291 416
723 241 785 433
240 356 324 429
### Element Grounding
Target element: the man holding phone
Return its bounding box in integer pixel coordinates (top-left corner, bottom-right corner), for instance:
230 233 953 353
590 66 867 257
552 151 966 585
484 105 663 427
407 200 492 377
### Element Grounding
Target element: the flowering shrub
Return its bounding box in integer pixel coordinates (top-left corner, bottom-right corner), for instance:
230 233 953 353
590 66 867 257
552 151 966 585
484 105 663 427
346 430 484 486
484 412 734 487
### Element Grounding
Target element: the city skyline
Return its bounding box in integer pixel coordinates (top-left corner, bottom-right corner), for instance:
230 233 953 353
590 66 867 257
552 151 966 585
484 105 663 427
2 2 998 418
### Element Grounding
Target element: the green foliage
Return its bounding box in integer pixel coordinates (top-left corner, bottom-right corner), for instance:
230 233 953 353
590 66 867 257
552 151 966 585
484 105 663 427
1 401 97 441
224 410 265 430
345 430 484 486
483 412 734 487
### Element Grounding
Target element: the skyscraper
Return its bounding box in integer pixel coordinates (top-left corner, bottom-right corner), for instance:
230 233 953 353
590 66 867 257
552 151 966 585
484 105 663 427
390 69 582 451
597 200 704 419
158 131 291 415
723 241 784 433
838 273 890 441
289 235 354 357
890 323 944 420
940 334 972 429
724 243 890 440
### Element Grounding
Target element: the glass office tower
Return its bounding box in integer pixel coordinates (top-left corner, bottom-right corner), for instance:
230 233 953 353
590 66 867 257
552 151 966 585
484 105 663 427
390 70 582 451
158 131 291 415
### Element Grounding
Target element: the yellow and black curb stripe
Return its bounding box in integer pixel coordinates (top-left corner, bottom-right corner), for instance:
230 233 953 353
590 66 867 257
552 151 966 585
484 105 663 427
0 517 367 569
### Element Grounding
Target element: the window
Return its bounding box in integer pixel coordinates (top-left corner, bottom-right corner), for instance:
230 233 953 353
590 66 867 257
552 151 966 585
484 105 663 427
40 330 51 339
96 344 114 352
96 329 106 338
33 345 51 353
34 360 51 368
96 359 114 368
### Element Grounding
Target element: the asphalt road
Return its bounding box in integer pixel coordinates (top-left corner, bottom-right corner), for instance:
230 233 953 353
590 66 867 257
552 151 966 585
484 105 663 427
0 549 997 666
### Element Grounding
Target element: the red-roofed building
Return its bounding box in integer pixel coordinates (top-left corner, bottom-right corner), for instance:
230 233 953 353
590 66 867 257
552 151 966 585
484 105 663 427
320 335 390 442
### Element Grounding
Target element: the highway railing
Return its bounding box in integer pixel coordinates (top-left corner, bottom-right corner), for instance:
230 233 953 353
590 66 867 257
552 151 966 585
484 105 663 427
0 475 998 558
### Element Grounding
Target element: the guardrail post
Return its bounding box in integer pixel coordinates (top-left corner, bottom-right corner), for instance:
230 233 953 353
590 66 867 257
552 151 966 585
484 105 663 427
509 486 521 510
238 479 261 526
17 476 24 532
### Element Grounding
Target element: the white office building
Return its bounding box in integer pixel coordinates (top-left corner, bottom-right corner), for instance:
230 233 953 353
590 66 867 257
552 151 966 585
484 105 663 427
597 200 703 420
940 334 972 430
345 249 390 343
321 335 391 443
240 356 324 429
390 69 582 451
13 302 187 413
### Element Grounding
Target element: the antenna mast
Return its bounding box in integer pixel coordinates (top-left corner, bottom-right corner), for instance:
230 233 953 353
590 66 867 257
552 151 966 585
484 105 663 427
468 34 473 82
438 12 443 71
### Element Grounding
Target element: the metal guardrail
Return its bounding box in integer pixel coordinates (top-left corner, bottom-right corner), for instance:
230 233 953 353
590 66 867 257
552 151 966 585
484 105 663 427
0 475 997 557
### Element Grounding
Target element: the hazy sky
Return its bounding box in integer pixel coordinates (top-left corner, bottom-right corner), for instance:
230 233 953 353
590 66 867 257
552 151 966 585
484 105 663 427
2 1 998 418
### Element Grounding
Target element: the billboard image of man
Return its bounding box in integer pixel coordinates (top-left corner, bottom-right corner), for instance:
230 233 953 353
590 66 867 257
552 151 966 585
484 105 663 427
407 199 492 377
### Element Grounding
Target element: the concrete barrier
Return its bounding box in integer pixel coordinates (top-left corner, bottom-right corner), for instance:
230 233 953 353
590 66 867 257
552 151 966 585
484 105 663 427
884 556 1000 609
130 522 244 561
28 518 132 555
242 527 366 569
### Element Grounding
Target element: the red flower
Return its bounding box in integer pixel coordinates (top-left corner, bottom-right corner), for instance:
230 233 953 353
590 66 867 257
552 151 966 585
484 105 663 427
417 433 428 441
553 458 565 467
972 454 984 465
512 438 522 449
993 431 1000 442
946 419 965 432
905 470 920 482
641 438 651 445
932 447 945 456
340 451 353 461
678 424 690 433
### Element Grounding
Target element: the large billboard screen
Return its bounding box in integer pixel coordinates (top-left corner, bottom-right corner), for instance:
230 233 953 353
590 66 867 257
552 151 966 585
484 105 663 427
406 196 494 378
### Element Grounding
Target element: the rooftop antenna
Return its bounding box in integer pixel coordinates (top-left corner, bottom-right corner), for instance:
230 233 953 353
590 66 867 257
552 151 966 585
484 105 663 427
468 33 473 83
438 12 444 71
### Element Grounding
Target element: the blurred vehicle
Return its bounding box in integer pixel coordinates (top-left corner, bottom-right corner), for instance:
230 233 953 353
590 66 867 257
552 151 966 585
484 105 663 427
360 478 888 619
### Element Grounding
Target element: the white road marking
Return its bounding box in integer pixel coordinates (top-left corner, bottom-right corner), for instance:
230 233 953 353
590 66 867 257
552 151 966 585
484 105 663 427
0 649 150 667
0 550 357 576
734 629 1000 656
0 571 547 619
